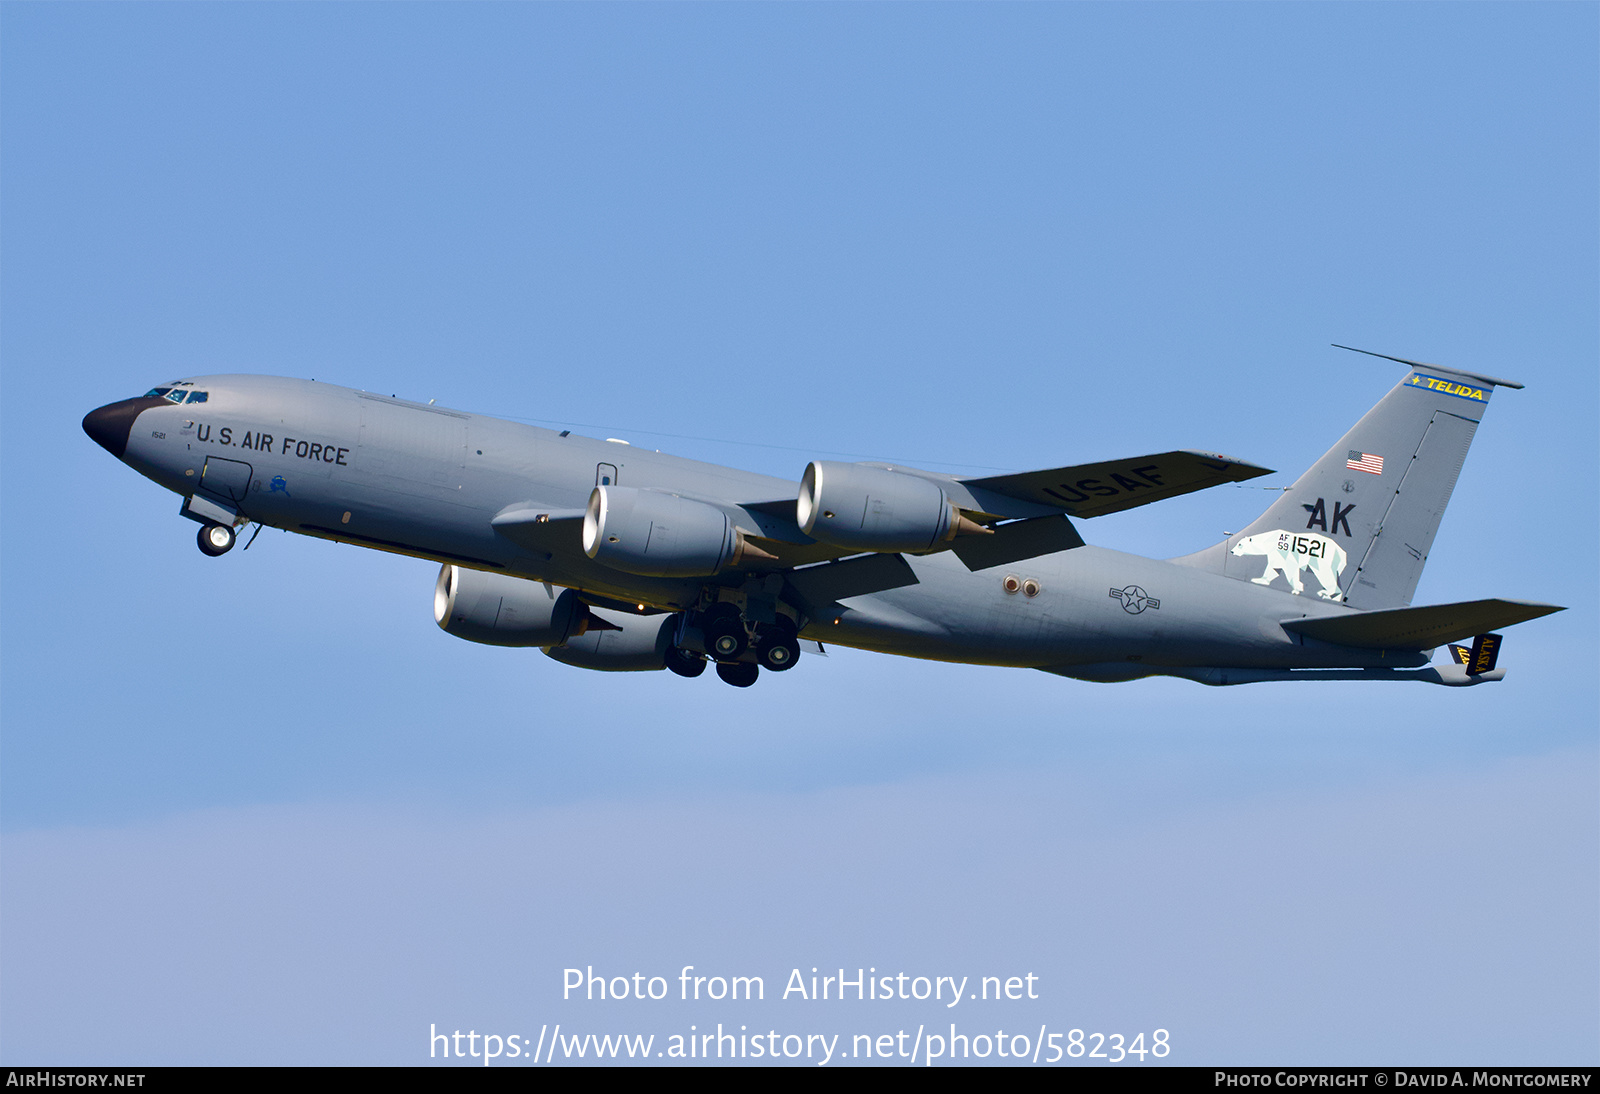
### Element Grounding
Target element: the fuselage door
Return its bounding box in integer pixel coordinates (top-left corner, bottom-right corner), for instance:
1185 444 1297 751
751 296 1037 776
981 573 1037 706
596 462 619 487
199 455 253 504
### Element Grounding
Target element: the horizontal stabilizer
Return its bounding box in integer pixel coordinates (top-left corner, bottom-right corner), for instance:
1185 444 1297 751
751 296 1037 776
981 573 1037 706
962 450 1273 519
1282 598 1564 650
1044 662 1506 686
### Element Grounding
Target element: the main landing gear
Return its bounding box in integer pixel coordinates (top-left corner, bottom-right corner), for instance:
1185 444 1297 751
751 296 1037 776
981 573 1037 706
755 624 801 672
716 661 759 688
701 603 749 660
677 604 804 687
197 523 236 556
665 646 707 679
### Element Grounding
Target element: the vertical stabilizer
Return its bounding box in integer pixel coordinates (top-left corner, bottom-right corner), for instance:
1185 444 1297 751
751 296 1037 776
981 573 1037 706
1176 355 1517 610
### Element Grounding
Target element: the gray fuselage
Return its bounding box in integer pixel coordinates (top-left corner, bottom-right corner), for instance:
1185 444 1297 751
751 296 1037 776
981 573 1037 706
93 374 1423 676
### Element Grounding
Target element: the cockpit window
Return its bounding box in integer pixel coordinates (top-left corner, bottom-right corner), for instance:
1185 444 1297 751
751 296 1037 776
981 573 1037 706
143 387 208 403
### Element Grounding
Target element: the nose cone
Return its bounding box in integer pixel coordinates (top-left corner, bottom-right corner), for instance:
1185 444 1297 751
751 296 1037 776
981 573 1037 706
82 396 167 459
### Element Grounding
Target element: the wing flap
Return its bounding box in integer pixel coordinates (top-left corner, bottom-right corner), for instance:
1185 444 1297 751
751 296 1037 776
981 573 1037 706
1282 598 1565 649
950 515 1086 571
784 553 920 612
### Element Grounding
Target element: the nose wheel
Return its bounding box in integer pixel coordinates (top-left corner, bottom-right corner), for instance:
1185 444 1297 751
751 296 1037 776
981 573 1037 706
197 523 236 556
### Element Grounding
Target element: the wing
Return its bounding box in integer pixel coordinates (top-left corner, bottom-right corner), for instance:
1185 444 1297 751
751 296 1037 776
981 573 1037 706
751 450 1273 523
488 449 1273 608
958 450 1274 519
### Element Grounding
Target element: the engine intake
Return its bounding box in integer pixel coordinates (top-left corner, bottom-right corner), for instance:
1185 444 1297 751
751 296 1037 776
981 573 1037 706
583 485 773 577
797 461 988 553
434 565 596 647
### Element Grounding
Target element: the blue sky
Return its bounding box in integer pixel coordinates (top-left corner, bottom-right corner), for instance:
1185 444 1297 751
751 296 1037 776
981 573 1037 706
2 3 1595 1065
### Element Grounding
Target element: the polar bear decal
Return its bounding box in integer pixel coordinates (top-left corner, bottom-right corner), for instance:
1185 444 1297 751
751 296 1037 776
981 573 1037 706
1230 530 1347 601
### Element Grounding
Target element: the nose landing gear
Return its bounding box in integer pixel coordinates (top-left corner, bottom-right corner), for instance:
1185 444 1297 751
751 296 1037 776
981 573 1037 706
197 523 236 556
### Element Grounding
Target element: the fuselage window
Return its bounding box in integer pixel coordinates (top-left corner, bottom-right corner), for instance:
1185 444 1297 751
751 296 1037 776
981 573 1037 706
185 391 208 403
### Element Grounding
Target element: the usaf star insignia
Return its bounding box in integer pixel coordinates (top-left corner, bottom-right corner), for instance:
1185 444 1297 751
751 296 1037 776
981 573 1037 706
1110 585 1160 614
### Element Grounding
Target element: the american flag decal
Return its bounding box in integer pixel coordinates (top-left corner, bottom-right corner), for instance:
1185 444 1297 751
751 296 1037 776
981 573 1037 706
1346 450 1384 475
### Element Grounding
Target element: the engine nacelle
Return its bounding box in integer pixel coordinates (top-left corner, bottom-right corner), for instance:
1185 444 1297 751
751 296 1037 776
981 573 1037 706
434 565 588 647
543 609 677 672
797 461 984 553
584 485 771 577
